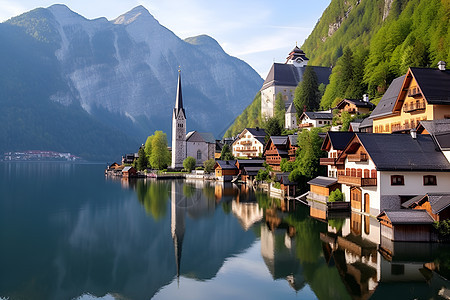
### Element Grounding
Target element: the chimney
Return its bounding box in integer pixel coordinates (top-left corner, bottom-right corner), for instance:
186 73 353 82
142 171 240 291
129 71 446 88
410 128 417 139
438 61 446 71
256 126 259 131
363 94 369 102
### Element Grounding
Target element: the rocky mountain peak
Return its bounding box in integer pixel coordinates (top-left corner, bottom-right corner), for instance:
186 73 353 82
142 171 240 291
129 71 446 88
113 5 157 25
185 35 224 52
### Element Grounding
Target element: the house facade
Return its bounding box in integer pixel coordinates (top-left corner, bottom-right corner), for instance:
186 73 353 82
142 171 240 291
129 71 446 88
299 111 333 130
185 131 215 166
370 64 450 133
335 96 375 115
232 128 266 158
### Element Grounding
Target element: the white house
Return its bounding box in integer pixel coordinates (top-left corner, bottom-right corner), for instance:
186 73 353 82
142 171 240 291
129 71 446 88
232 128 266 158
299 111 333 130
335 131 450 217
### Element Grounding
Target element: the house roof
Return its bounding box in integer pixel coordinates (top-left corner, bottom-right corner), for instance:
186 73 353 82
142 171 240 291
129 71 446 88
402 193 450 214
214 160 237 170
354 133 450 171
378 210 435 225
186 131 215 143
236 159 265 167
359 117 373 129
242 166 264 176
335 98 375 109
417 119 450 135
321 131 355 151
286 102 296 113
302 111 333 120
270 136 288 146
369 75 405 119
307 176 338 188
122 166 135 172
261 63 331 90
245 127 266 137
288 135 298 147
409 67 450 104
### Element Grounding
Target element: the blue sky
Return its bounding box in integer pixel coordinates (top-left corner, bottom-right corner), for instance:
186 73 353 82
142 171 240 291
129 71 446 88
0 0 330 77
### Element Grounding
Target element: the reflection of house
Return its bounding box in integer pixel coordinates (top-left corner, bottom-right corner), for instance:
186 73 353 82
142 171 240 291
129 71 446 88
185 131 215 166
401 193 450 221
335 96 375 115
370 63 450 134
231 201 263 231
232 128 266 158
377 210 435 242
299 111 333 129
335 132 450 216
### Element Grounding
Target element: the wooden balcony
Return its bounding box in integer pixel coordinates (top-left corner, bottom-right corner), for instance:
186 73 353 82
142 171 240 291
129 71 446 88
403 101 426 113
237 148 257 152
265 149 279 155
347 153 368 162
407 87 421 97
320 157 336 165
338 174 377 187
299 123 313 128
288 149 297 156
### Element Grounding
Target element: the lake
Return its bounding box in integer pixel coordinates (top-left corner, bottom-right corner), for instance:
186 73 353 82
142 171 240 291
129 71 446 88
0 163 449 300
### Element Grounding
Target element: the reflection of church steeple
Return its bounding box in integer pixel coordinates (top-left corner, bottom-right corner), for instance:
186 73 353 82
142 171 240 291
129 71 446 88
171 181 185 283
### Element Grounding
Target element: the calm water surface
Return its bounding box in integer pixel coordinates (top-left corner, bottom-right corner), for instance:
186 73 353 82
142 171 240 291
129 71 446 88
0 163 449 300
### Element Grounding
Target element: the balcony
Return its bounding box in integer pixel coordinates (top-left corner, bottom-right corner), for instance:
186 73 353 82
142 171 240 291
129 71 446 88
299 123 313 128
407 87 421 97
320 157 336 165
265 149 279 155
403 101 426 113
347 153 368 162
338 174 377 187
288 149 297 156
237 148 257 152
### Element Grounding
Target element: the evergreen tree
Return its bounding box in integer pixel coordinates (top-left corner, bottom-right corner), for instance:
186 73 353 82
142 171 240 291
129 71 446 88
220 143 234 160
136 146 148 171
150 131 171 170
274 92 285 128
264 117 282 142
294 66 320 116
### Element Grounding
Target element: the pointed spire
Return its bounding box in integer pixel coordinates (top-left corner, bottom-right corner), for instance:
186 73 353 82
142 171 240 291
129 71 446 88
175 69 183 112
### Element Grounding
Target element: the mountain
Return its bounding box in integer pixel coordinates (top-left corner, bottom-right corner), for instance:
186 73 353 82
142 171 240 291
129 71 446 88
0 5 263 160
225 0 449 134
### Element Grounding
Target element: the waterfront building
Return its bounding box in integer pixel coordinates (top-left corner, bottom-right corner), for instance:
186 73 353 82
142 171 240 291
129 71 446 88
214 160 238 182
320 131 355 178
232 127 266 158
260 46 331 119
185 131 215 166
370 62 450 133
264 136 289 171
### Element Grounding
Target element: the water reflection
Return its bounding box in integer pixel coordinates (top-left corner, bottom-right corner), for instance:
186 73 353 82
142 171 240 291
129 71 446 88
0 163 449 300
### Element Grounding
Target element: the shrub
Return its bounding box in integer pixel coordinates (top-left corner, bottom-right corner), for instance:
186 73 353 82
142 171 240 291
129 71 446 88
328 189 344 202
434 220 450 237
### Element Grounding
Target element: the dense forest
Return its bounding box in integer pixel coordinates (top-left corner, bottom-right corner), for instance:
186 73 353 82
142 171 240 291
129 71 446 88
225 0 450 136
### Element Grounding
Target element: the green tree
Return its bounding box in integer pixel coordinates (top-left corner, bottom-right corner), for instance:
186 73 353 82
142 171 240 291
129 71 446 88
294 66 320 115
274 92 285 128
280 158 294 172
136 146 148 171
264 117 282 142
144 135 154 167
183 156 196 172
328 189 344 202
150 131 171 170
220 143 234 160
203 159 216 173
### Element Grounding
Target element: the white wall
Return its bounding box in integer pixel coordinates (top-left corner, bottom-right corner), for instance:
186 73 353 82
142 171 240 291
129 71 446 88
261 85 295 119
379 171 450 196
232 132 264 158
186 141 213 166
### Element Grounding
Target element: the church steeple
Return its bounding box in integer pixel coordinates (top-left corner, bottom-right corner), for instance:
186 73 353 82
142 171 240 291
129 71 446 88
174 70 186 119
172 69 187 169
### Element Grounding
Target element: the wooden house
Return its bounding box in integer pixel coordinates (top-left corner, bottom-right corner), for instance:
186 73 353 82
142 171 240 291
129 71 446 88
307 176 340 203
370 63 450 133
122 166 137 178
276 173 297 197
320 131 355 179
377 210 435 242
264 136 289 171
335 96 375 115
401 193 450 221
235 160 264 183
287 135 298 162
214 160 238 181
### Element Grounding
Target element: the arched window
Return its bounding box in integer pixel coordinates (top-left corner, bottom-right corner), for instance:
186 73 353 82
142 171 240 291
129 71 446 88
371 169 377 178
364 169 370 178
356 169 362 177
197 150 202 160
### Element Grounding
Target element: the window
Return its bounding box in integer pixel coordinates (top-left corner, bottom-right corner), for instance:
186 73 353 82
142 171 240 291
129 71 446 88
319 121 322 124
423 175 437 186
197 150 202 160
391 175 404 185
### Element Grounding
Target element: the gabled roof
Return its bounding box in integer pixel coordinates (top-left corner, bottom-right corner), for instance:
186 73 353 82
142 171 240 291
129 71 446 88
246 127 266 137
409 67 450 104
369 75 405 119
348 133 450 171
270 136 288 146
417 119 450 135
307 176 338 188
302 111 333 120
377 210 434 225
321 131 355 151
214 160 237 170
236 159 264 167
186 131 215 143
402 193 450 214
359 117 373 129
288 135 298 147
261 63 331 90
335 98 375 109
122 166 135 172
286 102 296 113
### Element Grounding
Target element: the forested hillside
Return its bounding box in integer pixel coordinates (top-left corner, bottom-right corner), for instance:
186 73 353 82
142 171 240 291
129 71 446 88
225 0 450 136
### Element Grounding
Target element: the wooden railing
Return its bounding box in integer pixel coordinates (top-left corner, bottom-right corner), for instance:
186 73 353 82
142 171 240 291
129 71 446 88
347 153 368 162
407 87 421 97
403 101 426 113
299 123 313 128
320 157 336 165
265 149 279 155
337 174 377 187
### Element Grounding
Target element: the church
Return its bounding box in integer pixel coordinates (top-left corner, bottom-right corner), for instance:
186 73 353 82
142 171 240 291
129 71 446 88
260 46 332 121
171 71 215 169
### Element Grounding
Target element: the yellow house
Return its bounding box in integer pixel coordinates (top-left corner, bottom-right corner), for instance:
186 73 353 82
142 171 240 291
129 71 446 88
370 63 450 133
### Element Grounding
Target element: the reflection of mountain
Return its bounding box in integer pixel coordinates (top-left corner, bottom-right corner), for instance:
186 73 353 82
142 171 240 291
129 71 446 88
0 165 255 300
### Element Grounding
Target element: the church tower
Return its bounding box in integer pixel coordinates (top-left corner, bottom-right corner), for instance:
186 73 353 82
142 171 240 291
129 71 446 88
285 102 297 130
171 70 186 169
